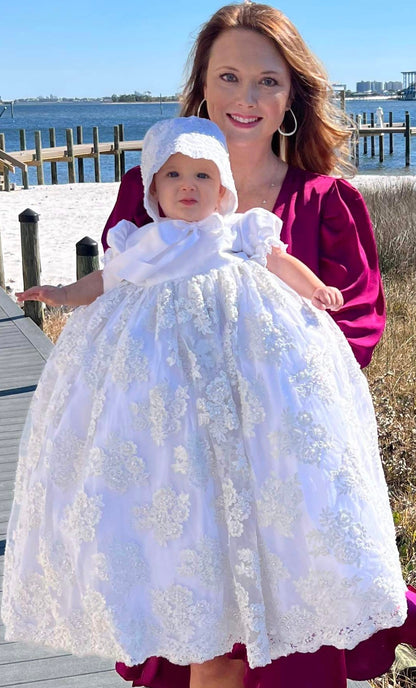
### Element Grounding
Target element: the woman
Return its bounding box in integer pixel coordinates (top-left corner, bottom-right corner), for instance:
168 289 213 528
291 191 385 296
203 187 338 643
103 4 384 369
101 4 416 687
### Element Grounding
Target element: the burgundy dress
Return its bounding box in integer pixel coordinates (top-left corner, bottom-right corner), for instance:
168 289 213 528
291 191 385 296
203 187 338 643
102 165 416 688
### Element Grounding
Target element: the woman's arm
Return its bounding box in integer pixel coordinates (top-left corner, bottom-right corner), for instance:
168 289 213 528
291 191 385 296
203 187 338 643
101 166 152 250
267 248 344 311
16 270 103 307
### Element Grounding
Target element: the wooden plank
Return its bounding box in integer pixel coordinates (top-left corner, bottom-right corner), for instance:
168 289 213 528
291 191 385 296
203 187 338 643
0 653 119 685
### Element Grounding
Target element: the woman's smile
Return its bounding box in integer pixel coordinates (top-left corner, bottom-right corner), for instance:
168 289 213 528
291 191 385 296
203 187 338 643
204 28 292 149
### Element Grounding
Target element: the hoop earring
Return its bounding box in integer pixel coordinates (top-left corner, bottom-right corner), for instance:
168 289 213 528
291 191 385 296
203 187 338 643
196 98 207 118
277 108 297 137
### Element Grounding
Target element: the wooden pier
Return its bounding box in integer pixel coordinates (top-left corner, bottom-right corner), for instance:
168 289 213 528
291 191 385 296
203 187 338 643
0 110 415 190
0 124 141 190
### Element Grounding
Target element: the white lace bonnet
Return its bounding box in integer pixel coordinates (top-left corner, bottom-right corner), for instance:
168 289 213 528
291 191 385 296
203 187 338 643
141 116 238 221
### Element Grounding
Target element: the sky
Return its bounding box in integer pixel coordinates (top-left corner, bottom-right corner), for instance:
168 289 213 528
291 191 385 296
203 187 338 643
1 0 415 100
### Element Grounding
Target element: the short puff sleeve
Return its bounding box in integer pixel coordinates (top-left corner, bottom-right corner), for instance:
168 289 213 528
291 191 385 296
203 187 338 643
232 208 287 265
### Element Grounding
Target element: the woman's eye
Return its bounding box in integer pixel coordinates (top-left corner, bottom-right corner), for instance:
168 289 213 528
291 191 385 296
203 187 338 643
197 172 210 179
261 77 278 87
167 171 179 177
220 73 238 83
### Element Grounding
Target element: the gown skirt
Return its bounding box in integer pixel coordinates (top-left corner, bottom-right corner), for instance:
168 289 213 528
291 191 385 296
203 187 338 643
2 255 415 686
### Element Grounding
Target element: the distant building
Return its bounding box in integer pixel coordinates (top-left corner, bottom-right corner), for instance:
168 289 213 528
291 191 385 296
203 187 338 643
384 81 402 92
356 80 384 94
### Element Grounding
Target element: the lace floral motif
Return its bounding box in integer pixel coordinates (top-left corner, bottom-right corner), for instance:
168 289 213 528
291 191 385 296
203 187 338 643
133 487 191 546
151 584 219 655
44 428 86 489
111 333 149 390
171 439 214 487
216 478 252 537
197 372 240 443
288 345 336 404
279 410 334 465
177 537 224 587
131 383 189 446
19 482 46 530
88 435 149 493
257 474 302 535
308 508 370 566
244 312 294 362
61 491 103 544
94 542 150 596
37 537 76 595
235 372 265 438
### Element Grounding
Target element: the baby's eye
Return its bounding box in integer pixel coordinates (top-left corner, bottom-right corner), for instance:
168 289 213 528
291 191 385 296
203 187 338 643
261 77 278 87
167 171 179 177
197 172 210 179
220 73 238 83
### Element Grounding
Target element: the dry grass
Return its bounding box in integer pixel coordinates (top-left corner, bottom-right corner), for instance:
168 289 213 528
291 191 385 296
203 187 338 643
42 307 72 344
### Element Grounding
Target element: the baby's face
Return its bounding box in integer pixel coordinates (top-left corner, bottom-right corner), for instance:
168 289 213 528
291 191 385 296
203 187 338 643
151 152 225 222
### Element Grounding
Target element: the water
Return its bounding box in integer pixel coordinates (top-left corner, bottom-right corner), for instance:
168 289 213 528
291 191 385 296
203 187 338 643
345 98 416 176
0 101 180 186
0 99 415 185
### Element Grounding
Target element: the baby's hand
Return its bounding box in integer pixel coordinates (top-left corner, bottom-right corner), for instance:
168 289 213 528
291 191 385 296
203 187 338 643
311 286 344 312
16 285 67 307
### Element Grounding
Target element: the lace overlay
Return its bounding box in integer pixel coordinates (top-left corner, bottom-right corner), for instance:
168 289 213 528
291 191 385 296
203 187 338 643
2 236 407 668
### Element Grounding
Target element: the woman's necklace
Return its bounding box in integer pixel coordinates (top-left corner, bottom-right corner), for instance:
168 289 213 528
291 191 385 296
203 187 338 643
261 181 277 205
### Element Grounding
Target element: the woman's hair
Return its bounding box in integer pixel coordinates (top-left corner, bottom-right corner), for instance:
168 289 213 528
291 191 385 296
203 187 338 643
180 2 353 177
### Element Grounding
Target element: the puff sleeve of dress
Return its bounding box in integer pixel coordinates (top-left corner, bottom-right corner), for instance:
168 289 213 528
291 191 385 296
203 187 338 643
231 208 287 265
276 168 386 368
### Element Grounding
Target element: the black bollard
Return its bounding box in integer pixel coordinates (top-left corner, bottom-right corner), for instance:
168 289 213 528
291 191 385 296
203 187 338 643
19 208 43 328
76 236 99 280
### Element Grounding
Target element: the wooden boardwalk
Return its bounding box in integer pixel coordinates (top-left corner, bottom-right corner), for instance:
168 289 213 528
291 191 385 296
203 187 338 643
0 287 370 688
0 288 123 687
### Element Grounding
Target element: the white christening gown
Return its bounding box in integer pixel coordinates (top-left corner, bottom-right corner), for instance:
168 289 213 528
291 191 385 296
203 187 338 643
1 209 407 668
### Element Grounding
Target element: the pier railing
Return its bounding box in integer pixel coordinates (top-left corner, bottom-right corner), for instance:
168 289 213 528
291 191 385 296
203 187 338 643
0 113 415 191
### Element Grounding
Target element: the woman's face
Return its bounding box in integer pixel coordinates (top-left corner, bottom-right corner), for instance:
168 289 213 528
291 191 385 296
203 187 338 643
204 28 292 150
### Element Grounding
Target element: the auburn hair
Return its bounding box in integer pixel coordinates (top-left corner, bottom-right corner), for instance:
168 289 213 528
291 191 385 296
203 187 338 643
180 3 354 176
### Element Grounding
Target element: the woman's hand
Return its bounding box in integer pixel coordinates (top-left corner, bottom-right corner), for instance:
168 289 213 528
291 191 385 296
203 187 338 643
311 286 344 311
16 285 67 306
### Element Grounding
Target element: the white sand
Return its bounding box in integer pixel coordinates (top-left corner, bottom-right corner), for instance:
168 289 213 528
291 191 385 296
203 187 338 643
1 176 414 295
0 183 119 294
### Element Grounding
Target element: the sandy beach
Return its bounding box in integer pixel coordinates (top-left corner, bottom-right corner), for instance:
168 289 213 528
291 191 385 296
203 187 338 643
1 175 414 295
0 183 120 293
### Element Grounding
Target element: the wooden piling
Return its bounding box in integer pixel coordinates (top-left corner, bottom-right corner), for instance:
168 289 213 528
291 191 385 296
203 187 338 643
379 132 384 163
76 236 99 280
118 123 126 177
114 125 121 182
362 113 367 155
0 134 10 191
66 128 76 183
405 111 411 166
19 208 43 329
19 129 26 151
49 128 58 185
370 113 375 157
34 131 44 185
93 126 101 183
354 115 360 166
19 129 29 189
77 126 84 182
389 112 394 154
